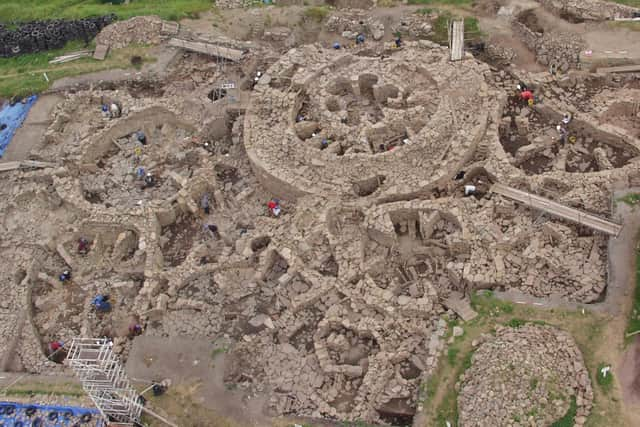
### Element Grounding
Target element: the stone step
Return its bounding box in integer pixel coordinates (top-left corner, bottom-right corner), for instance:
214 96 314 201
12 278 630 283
444 291 478 322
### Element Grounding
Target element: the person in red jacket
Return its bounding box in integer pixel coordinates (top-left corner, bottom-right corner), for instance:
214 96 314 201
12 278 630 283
520 89 533 103
267 199 281 217
48 341 63 353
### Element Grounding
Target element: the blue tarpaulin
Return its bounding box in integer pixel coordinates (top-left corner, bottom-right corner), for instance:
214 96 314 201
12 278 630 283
0 95 38 157
0 401 104 426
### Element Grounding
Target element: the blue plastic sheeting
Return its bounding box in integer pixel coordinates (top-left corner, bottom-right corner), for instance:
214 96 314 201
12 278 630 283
0 95 38 157
0 401 105 426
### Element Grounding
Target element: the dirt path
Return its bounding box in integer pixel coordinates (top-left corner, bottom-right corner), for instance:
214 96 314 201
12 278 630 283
126 335 269 427
613 189 640 426
51 46 178 90
0 93 64 162
620 336 640 426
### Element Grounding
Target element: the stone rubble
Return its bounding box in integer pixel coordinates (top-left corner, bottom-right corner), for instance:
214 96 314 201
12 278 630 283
512 10 585 71
458 324 593 427
95 16 165 49
537 0 640 21
325 13 386 41
0 17 637 425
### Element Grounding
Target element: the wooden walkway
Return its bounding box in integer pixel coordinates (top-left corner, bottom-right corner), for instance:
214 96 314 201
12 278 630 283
491 183 622 236
596 64 640 74
168 38 245 62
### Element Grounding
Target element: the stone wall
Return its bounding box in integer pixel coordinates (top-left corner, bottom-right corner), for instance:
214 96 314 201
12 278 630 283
243 42 500 201
537 0 640 21
512 18 584 70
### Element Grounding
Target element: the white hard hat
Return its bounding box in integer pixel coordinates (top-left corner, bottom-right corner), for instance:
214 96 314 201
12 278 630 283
556 125 561 131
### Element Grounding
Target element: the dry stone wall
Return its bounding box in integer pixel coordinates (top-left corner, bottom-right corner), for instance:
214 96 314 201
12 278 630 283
244 41 500 201
512 14 585 70
537 0 640 21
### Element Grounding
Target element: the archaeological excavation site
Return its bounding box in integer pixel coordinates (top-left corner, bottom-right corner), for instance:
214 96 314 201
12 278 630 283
1 0 640 426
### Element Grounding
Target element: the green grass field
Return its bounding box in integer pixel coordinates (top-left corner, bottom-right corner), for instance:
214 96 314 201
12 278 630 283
408 0 472 5
626 250 640 340
610 0 640 7
0 0 213 23
0 40 154 98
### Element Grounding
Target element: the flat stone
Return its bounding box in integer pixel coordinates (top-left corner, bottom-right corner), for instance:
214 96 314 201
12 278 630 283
249 314 270 328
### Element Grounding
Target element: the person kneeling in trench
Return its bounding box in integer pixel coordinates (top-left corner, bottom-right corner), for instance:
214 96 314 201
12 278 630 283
143 173 156 189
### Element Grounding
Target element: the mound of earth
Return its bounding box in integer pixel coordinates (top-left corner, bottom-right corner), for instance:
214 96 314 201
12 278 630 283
457 324 593 427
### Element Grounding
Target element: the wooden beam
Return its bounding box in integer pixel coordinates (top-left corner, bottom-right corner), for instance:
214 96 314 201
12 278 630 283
596 64 640 74
168 38 245 62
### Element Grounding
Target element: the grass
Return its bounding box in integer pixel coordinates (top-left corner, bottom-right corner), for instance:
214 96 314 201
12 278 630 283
596 363 614 394
432 11 480 44
626 250 640 340
417 8 436 15
211 346 229 358
433 349 474 426
140 383 238 427
609 0 640 6
414 5 481 45
421 291 623 427
530 377 539 391
408 0 472 5
2 388 85 397
0 0 212 23
611 21 640 31
550 396 577 427
617 193 640 206
0 380 85 398
303 6 330 23
447 347 459 365
0 41 155 98
505 317 526 328
470 290 514 316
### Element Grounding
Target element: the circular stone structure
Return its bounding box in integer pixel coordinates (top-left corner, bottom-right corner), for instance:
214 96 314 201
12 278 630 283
244 42 500 200
457 324 592 427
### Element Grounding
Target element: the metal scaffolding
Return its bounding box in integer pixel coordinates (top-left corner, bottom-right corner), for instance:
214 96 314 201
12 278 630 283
66 337 143 426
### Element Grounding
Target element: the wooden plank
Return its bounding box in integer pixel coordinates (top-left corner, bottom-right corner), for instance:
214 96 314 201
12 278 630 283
49 51 91 64
20 160 56 168
449 20 464 61
491 183 622 236
93 44 110 61
168 38 245 62
0 160 56 172
161 21 180 36
596 64 640 74
0 162 22 172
